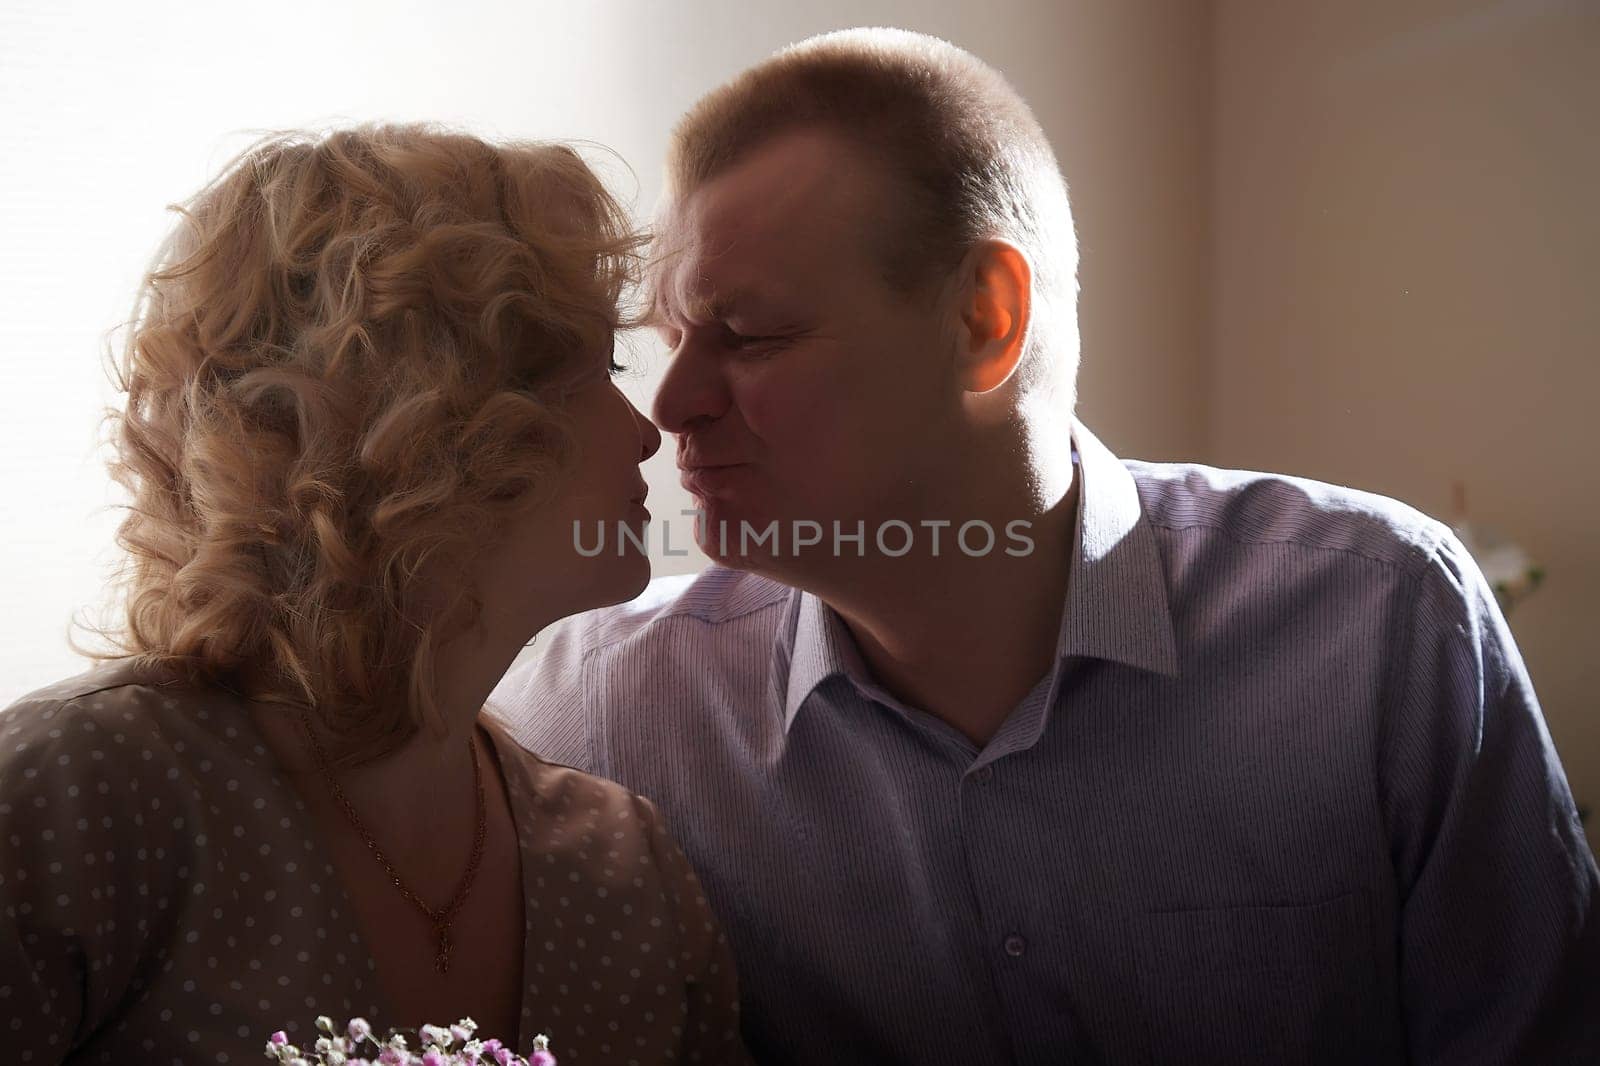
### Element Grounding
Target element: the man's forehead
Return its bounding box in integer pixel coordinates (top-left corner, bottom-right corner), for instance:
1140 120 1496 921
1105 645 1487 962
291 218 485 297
683 127 857 229
651 130 888 322
650 200 802 324
648 263 789 327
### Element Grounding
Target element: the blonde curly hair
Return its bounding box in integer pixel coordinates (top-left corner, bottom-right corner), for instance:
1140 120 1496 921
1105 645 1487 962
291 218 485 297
92 124 640 766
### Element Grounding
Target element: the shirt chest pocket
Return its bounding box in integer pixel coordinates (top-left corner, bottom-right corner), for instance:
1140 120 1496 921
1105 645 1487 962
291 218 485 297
1131 891 1389 1066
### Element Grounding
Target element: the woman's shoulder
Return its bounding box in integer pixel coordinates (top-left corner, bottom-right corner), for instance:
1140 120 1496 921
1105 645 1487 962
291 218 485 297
0 660 276 811
0 664 227 923
497 730 661 826
487 722 689 874
3 661 173 772
7 658 164 710
5 659 223 734
488 722 732 976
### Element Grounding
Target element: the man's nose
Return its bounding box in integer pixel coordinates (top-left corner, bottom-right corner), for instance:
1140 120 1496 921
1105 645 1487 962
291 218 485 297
652 342 729 436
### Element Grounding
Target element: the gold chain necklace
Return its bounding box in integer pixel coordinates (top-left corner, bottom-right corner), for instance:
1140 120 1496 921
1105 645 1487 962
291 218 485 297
298 715 487 975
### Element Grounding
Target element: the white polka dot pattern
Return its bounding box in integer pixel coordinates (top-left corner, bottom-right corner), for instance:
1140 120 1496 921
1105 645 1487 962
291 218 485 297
0 663 749 1065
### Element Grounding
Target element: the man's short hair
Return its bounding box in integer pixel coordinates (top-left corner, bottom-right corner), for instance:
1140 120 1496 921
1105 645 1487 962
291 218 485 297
666 27 1079 392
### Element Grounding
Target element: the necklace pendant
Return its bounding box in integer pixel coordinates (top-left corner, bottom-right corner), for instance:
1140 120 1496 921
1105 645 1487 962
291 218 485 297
300 718 481 982
436 928 451 976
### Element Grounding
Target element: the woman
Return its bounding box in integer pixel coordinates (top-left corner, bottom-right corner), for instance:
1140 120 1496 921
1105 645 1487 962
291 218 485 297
0 125 746 1065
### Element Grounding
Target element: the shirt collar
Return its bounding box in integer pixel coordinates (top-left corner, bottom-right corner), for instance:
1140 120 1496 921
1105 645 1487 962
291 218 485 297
779 421 1180 732
780 588 866 730
1057 421 1181 677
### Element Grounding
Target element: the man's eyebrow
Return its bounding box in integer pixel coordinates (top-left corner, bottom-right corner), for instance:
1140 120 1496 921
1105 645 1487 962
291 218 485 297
650 284 757 328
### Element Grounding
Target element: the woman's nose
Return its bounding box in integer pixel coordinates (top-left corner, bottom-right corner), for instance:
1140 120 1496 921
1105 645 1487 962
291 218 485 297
632 396 663 462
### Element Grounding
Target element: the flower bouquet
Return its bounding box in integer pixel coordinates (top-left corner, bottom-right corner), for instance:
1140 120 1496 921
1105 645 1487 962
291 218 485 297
264 1015 554 1066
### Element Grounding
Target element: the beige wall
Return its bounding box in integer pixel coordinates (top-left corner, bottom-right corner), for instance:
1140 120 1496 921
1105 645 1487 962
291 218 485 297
1210 0 1600 850
1025 1 1212 461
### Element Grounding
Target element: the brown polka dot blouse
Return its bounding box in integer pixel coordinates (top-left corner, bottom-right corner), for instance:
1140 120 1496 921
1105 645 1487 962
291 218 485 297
0 662 749 1066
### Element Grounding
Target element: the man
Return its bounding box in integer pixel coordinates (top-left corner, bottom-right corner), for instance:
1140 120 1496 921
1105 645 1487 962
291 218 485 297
491 28 1598 1065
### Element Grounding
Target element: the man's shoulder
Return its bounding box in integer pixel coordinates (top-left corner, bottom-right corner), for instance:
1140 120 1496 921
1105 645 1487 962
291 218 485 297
578 566 793 654
1124 458 1451 573
490 567 790 764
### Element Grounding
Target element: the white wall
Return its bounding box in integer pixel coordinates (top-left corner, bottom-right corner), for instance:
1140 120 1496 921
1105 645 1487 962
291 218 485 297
0 0 658 699
0 0 1209 701
1210 0 1600 848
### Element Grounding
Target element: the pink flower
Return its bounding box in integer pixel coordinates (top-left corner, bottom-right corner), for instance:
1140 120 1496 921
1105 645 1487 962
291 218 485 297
421 1052 447 1066
348 1018 373 1043
530 1052 557 1066
271 1032 289 1046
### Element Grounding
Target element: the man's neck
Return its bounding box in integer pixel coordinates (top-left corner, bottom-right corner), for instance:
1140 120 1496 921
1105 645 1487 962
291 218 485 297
801 469 1079 749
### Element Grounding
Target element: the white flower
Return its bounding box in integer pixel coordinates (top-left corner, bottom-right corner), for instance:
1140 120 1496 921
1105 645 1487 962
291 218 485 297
267 1014 539 1066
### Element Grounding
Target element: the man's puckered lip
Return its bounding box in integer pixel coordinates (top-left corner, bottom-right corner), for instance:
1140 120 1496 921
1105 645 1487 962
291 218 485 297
679 464 749 495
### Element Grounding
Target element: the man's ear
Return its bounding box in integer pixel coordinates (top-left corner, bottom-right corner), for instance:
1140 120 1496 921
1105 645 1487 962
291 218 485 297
955 240 1032 394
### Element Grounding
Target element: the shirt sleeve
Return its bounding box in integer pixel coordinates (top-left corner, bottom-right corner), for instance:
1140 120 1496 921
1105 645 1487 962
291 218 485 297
0 695 174 1063
1380 532 1600 1063
636 796 752 1066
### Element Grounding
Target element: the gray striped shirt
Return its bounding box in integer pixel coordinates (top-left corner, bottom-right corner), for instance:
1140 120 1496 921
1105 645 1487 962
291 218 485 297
490 423 1598 1065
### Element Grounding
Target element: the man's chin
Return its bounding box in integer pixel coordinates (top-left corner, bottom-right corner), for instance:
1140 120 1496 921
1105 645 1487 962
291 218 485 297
688 505 780 563
688 512 836 584
697 541 774 575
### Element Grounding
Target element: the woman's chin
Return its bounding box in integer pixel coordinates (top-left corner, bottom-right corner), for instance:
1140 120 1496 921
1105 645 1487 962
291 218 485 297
580 551 653 611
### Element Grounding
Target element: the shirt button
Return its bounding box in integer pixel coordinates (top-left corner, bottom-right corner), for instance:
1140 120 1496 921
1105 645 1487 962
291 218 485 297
973 766 994 784
1004 934 1027 957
